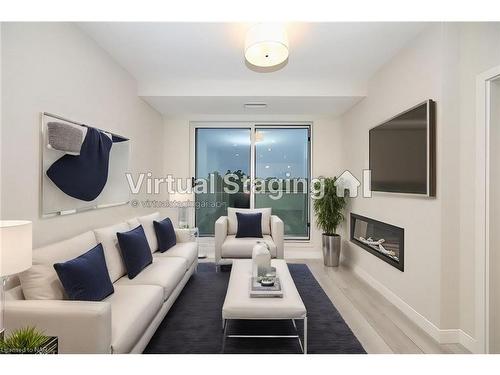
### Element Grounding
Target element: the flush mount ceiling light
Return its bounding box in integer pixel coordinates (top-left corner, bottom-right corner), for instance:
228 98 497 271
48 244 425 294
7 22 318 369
245 23 289 67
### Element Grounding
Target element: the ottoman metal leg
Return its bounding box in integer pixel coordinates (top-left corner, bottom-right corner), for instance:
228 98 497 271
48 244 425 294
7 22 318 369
221 318 307 354
221 319 228 353
304 316 308 354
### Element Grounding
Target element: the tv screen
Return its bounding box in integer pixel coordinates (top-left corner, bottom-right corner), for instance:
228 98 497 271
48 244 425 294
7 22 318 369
369 100 435 196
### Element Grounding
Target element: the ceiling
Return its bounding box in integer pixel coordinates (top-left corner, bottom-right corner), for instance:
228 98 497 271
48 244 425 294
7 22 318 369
78 22 429 116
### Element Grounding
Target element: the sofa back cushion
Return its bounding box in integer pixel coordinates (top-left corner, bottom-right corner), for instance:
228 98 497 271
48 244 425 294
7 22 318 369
127 212 160 253
20 231 98 300
53 243 114 301
94 222 129 282
33 231 98 265
116 225 153 279
227 208 271 235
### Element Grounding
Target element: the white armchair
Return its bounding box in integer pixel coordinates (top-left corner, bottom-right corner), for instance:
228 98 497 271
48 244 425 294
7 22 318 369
214 208 284 266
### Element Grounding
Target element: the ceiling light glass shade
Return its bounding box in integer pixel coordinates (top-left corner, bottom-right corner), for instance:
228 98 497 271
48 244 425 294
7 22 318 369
245 23 289 67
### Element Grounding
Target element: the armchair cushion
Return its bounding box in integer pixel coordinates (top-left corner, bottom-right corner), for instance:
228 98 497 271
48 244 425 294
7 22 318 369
235 212 263 238
53 243 114 301
221 235 277 258
227 208 271 235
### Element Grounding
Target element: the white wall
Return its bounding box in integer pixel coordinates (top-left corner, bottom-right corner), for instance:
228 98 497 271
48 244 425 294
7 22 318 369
162 114 344 258
339 23 500 349
339 25 449 329
0 23 164 248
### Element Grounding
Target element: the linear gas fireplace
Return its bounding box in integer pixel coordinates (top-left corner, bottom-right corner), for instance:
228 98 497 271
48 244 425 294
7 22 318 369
350 213 405 271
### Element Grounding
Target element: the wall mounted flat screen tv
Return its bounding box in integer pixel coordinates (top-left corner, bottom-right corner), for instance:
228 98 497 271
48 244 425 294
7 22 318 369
369 100 436 196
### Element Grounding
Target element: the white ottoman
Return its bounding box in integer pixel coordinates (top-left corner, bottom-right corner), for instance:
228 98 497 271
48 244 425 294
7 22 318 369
221 259 307 353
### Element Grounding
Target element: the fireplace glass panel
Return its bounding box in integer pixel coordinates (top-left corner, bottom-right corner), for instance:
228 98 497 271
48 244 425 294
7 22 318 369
350 214 404 271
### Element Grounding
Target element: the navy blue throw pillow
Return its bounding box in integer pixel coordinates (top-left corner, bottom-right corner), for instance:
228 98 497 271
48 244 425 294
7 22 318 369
235 212 263 238
153 218 177 252
53 243 114 301
116 225 153 279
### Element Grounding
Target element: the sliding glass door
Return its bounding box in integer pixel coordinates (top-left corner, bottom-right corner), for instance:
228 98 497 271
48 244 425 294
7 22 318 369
195 128 251 235
254 127 310 239
194 125 310 238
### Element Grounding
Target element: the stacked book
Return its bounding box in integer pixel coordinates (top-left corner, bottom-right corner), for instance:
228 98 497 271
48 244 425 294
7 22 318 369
249 277 283 298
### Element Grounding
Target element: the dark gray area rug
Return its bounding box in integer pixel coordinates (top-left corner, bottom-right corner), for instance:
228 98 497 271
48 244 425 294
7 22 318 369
144 263 366 354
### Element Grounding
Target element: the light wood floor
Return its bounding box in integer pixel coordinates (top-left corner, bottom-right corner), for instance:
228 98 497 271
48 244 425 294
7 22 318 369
202 257 469 354
289 259 469 354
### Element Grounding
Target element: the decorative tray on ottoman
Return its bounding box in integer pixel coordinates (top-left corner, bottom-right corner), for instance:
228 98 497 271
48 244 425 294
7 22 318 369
249 277 283 298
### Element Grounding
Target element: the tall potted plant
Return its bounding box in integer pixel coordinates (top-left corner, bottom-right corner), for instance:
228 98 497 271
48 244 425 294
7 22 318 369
313 177 347 266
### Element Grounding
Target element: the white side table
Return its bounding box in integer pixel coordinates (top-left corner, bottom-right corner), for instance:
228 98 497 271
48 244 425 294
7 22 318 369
187 227 206 259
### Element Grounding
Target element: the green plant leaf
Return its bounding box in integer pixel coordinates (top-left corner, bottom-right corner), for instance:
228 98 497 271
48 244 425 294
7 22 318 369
312 176 347 235
0 326 49 354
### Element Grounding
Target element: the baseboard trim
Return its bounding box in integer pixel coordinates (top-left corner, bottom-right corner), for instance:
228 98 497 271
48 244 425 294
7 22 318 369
344 260 479 353
458 330 479 353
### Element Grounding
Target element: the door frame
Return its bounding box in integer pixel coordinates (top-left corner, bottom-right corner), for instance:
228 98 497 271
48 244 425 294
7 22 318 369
475 65 500 354
190 121 313 241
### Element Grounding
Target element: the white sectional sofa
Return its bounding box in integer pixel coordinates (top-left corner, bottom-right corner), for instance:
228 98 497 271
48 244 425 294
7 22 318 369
4 212 198 354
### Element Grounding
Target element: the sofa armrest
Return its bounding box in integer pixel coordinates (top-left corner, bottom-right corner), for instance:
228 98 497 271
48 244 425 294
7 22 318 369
5 299 112 354
271 215 284 259
215 216 228 264
174 228 193 243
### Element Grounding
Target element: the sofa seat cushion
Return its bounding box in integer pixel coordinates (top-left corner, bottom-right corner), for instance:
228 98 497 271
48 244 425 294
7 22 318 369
221 235 277 258
114 257 186 301
104 284 163 354
153 242 197 270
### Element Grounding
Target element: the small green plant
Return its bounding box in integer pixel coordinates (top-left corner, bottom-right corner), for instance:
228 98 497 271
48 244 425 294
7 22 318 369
0 326 50 354
312 177 347 235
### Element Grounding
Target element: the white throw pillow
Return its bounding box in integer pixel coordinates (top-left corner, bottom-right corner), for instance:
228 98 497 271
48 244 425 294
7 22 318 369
127 212 160 253
227 207 271 235
19 264 65 300
94 222 129 282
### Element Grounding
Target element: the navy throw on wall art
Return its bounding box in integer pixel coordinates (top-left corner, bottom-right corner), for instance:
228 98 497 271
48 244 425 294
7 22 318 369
46 127 113 201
